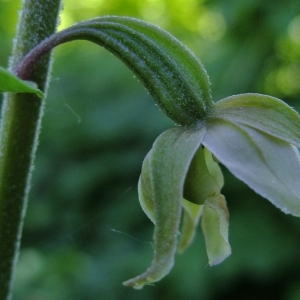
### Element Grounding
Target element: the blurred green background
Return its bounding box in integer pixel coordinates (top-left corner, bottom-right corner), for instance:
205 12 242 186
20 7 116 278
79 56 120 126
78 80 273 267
1 0 300 299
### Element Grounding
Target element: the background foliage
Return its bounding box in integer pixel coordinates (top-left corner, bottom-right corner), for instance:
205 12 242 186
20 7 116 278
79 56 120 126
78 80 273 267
1 0 300 299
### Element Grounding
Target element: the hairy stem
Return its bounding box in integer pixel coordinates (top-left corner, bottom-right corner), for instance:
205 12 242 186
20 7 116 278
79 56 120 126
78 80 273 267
0 0 61 298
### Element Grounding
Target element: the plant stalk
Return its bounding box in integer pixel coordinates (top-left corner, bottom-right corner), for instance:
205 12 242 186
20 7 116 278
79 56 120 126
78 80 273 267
0 0 61 298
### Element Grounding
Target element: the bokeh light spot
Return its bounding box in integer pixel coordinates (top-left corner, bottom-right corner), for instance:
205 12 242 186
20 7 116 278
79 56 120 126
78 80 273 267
140 0 167 24
288 15 300 45
276 64 300 95
197 11 226 41
58 10 75 30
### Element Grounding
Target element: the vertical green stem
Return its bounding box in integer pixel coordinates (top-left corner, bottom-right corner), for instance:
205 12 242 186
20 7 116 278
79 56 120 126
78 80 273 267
0 0 61 298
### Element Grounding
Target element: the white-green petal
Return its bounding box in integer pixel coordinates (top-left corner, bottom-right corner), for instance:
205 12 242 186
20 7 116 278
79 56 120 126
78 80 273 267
203 118 300 216
201 195 231 266
213 93 300 148
178 199 203 253
123 126 205 289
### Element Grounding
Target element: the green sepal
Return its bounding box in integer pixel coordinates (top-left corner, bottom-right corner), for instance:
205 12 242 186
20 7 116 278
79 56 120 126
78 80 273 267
0 66 43 98
213 93 300 148
138 150 155 224
123 127 205 289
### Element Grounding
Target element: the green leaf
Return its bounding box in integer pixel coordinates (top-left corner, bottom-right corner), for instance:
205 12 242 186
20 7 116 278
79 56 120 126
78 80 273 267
123 126 205 289
201 195 231 266
0 66 43 98
213 93 300 148
204 118 300 216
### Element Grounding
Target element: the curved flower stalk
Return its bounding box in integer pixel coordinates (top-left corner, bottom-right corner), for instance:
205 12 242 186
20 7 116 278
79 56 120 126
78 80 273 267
15 16 213 126
2 16 300 289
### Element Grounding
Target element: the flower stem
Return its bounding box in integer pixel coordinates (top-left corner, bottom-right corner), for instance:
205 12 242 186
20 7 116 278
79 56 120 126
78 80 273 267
0 0 61 298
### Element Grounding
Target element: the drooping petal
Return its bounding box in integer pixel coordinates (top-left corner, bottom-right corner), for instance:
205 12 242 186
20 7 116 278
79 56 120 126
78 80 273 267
201 195 231 266
138 150 155 223
213 93 300 148
178 199 203 253
180 146 225 253
203 118 300 216
123 126 206 289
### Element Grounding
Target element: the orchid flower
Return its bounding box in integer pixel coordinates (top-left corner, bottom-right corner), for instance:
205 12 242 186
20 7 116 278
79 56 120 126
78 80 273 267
3 16 300 290
122 92 300 289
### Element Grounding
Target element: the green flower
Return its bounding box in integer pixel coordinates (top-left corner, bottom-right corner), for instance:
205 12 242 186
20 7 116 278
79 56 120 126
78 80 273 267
123 93 300 289
11 16 300 290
